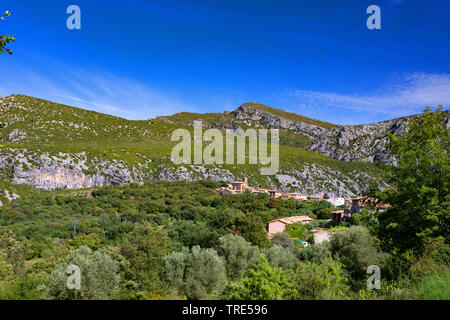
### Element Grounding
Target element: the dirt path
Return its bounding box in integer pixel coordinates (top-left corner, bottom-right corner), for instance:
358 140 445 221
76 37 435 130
313 230 330 244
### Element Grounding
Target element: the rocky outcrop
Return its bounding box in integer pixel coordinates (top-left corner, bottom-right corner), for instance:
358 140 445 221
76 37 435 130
0 148 150 190
233 105 326 138
0 147 382 196
308 119 410 163
14 165 115 189
6 95 441 195
234 104 449 164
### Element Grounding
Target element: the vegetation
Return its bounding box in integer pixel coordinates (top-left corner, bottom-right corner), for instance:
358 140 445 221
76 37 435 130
0 107 447 300
0 94 383 196
0 10 14 55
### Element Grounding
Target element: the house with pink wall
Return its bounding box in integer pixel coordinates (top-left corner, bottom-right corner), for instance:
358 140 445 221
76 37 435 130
267 215 314 237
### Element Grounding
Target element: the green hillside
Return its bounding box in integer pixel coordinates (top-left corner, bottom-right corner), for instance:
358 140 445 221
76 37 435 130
0 94 384 197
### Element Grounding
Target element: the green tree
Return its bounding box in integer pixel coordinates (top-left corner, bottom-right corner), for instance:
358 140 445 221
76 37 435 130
0 252 13 282
1 11 15 55
48 246 121 300
220 256 297 300
270 232 295 253
290 254 350 300
120 225 169 294
317 208 333 219
377 107 449 253
295 241 331 264
0 275 46 300
265 245 296 270
0 229 26 275
284 223 308 240
169 220 219 248
216 234 260 280
67 233 103 250
164 246 226 299
29 239 69 275
232 213 270 248
330 226 389 289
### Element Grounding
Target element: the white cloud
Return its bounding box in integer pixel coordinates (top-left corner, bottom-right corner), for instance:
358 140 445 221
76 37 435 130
0 62 194 119
287 73 450 117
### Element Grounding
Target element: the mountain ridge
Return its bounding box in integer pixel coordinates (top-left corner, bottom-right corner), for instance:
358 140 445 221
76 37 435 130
0 93 446 204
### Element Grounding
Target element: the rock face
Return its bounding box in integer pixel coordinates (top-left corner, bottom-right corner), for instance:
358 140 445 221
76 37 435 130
307 120 408 164
0 147 384 197
234 104 449 164
0 94 446 196
14 165 110 189
0 148 149 190
233 105 327 138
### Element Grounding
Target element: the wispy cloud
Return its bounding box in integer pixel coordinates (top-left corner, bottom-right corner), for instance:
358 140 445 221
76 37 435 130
286 73 450 117
0 61 194 119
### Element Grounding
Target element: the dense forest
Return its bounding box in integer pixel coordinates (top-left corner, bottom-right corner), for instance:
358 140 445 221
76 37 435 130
0 107 448 300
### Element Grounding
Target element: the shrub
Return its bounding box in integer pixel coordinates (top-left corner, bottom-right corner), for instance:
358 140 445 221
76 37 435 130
414 268 450 300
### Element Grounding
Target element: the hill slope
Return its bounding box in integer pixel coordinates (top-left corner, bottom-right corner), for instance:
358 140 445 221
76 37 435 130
0 94 401 202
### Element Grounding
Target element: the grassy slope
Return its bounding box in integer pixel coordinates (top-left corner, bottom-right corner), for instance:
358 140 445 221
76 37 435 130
0 94 381 191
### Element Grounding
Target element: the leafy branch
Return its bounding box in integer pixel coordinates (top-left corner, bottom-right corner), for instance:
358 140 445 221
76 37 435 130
1 11 15 55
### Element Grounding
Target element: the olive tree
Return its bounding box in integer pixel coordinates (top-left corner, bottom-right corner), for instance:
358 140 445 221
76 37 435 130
164 246 226 299
48 246 121 300
216 234 260 280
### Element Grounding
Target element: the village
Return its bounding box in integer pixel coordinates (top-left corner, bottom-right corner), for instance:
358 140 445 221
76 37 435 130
215 177 389 243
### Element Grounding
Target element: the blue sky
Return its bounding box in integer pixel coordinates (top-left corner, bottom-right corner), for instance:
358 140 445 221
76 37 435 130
0 0 449 124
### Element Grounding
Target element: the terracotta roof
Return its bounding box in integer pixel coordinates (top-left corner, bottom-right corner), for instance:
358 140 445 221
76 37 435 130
269 215 314 225
349 196 368 200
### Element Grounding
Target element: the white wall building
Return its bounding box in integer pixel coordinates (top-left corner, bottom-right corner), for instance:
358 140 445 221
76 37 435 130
325 197 345 207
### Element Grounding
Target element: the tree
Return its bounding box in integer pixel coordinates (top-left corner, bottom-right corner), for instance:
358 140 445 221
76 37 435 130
0 229 26 275
377 107 449 253
48 246 121 300
164 246 226 299
0 252 13 282
295 241 331 265
265 245 296 270
284 222 308 240
232 213 270 248
330 226 389 289
270 232 295 253
67 233 103 250
120 225 169 294
0 11 15 55
290 254 350 300
317 208 333 219
169 220 219 248
220 256 297 300
216 234 260 280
